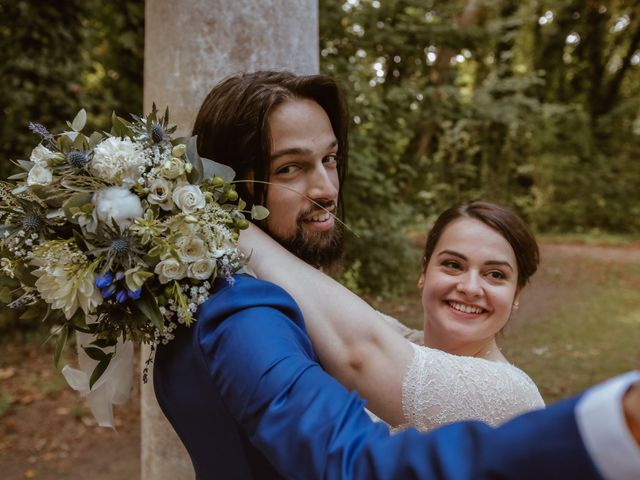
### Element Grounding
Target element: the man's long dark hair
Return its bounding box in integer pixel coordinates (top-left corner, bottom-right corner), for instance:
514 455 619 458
193 71 349 221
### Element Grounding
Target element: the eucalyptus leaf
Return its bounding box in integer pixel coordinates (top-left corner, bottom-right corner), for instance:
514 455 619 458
88 131 104 148
111 112 131 138
0 286 12 303
19 307 42 321
10 185 27 195
71 132 87 150
58 135 73 151
7 172 27 181
71 109 87 132
202 157 235 182
14 159 34 171
91 338 117 349
63 193 92 222
251 205 270 221
72 229 90 251
53 325 69 369
89 359 111 389
133 286 164 330
83 346 108 361
46 209 65 219
63 131 79 142
0 225 16 235
186 136 203 184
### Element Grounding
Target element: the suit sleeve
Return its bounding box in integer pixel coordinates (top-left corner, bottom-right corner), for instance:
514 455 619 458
201 289 603 479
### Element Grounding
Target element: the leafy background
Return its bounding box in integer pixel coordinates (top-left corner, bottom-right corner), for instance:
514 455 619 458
1 0 639 302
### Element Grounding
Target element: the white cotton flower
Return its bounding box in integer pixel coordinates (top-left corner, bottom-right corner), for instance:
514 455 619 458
172 184 205 214
30 144 54 165
90 137 146 185
147 177 174 210
188 258 217 281
93 186 144 230
176 236 208 263
27 164 53 186
154 258 187 284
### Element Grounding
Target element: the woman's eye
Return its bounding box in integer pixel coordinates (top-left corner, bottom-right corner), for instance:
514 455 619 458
442 260 461 270
487 270 506 280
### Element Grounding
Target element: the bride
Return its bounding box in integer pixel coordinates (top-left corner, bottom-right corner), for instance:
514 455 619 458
238 201 544 431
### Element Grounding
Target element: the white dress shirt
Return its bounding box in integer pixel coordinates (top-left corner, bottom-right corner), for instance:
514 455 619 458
577 371 640 480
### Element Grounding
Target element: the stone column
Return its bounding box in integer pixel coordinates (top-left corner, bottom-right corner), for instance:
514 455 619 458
142 1 318 478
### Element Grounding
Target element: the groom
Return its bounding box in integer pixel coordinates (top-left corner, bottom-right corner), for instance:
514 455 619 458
154 71 640 479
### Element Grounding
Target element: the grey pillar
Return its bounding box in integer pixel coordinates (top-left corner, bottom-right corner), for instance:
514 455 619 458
142 1 318 478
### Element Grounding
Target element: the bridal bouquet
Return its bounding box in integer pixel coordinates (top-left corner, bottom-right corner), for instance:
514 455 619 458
0 107 266 426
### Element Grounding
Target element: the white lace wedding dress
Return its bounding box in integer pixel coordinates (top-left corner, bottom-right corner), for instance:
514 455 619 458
395 343 544 432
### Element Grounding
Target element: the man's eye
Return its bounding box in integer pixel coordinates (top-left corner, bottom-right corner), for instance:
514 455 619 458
323 155 339 165
275 164 299 175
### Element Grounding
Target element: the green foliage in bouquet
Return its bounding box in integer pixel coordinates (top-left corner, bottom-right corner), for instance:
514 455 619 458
0 107 265 387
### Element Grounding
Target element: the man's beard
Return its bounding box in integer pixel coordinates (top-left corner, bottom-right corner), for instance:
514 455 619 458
262 204 344 271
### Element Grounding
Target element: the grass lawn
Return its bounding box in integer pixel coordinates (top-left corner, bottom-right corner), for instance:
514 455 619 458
501 255 640 403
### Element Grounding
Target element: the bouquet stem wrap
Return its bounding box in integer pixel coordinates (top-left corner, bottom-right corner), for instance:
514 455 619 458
62 329 134 428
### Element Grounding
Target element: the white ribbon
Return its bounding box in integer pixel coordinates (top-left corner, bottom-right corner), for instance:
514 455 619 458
62 331 134 428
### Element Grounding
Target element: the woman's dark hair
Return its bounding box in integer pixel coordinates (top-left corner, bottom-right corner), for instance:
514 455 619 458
192 71 349 219
422 201 539 290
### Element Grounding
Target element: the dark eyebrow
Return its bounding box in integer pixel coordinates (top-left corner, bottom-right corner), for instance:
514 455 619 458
437 249 514 272
270 140 338 162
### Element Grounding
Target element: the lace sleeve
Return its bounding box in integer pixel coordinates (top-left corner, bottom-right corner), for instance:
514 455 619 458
399 343 545 432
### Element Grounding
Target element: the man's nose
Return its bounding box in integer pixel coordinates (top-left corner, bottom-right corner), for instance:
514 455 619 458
307 164 338 201
456 272 483 297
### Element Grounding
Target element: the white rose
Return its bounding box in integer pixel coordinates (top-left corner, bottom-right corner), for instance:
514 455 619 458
160 157 186 180
27 164 53 186
90 137 146 185
176 236 208 263
188 258 216 280
172 184 205 214
93 186 144 230
154 258 187 284
30 144 54 166
147 177 174 210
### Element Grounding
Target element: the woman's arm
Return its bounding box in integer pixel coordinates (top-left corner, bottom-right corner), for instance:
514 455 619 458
238 224 412 425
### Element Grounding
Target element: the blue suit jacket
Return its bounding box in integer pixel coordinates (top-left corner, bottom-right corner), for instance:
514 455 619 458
154 275 603 479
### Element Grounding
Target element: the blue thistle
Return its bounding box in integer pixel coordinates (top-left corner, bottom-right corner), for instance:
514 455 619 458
21 212 44 232
67 150 89 168
151 122 165 143
110 238 130 256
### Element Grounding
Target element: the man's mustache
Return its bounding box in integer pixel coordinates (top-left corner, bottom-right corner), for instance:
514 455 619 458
296 201 337 223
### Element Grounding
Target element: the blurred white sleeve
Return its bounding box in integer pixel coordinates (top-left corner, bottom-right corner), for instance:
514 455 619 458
576 371 640 480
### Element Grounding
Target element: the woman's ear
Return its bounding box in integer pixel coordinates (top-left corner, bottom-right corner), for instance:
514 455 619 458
512 291 521 310
417 272 425 289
